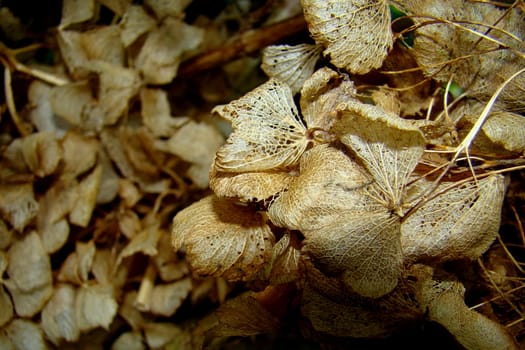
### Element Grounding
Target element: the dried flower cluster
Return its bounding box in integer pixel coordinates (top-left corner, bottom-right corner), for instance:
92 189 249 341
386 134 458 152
172 0 525 348
0 0 524 349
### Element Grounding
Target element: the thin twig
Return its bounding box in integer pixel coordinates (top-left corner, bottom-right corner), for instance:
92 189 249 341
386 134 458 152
178 15 307 77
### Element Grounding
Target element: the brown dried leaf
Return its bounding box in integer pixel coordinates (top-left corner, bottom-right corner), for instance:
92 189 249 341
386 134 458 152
150 278 192 316
136 17 203 84
334 100 425 210
20 131 62 177
60 0 95 27
261 44 322 94
41 283 79 345
75 284 118 332
213 79 308 172
4 319 47 350
0 183 39 232
119 5 156 47
401 175 506 263
210 168 293 203
301 0 393 74
172 195 275 281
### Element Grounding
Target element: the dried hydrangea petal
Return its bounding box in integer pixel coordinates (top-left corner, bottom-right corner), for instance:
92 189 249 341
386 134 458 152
334 100 425 211
136 17 204 84
60 0 95 27
402 175 506 263
150 278 192 316
302 0 393 74
119 5 156 46
75 284 118 332
261 44 322 94
210 168 293 203
4 319 47 350
0 183 39 232
213 79 309 172
21 131 63 177
41 283 79 345
172 195 275 281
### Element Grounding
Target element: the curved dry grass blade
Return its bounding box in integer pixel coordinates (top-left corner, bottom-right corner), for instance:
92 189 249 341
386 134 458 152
213 79 309 172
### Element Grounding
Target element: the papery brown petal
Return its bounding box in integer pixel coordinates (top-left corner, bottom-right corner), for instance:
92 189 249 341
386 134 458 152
5 281 53 318
402 175 506 263
7 232 51 292
0 284 14 327
41 283 79 345
57 240 96 285
143 322 187 349
301 0 393 74
210 167 293 203
300 67 356 133
4 319 47 350
20 131 62 178
212 79 308 172
150 278 192 316
60 132 99 178
38 218 70 254
75 284 118 332
60 0 95 27
0 183 39 232
140 88 189 138
334 100 425 210
136 18 203 84
172 195 275 281
144 0 192 19
261 44 322 94
69 165 102 227
119 5 156 46
111 332 145 350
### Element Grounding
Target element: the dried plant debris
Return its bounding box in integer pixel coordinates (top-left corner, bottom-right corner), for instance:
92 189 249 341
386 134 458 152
0 0 524 349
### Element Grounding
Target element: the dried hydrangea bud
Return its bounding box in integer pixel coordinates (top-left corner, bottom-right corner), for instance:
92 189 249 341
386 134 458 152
261 44 322 94
172 195 275 281
301 0 393 74
212 79 309 172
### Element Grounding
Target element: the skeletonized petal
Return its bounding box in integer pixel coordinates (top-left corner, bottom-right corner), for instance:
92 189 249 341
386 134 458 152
213 79 308 172
261 44 322 94
302 0 393 74
172 195 275 281
401 175 506 263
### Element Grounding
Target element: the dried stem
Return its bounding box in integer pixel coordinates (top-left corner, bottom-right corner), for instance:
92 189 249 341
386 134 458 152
135 261 157 312
178 15 307 77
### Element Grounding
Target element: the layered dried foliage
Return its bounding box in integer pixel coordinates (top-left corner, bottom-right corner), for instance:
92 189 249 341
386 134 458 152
1 0 524 349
